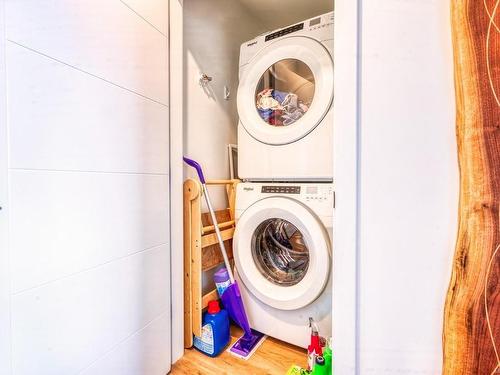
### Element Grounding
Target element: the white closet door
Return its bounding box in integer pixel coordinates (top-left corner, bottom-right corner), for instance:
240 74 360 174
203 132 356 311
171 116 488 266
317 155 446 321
1 1 171 374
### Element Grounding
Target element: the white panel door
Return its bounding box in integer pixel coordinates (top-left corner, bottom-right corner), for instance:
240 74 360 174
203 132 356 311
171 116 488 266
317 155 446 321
5 0 169 104
120 0 169 36
7 43 169 174
11 245 170 375
9 170 169 293
3 1 172 374
79 312 171 375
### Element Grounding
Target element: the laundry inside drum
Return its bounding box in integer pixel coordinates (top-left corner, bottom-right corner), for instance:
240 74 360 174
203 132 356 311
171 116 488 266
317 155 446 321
255 59 315 127
251 218 310 286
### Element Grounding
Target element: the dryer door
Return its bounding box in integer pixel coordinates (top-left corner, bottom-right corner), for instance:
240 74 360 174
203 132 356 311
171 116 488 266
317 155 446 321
237 36 333 146
233 197 331 310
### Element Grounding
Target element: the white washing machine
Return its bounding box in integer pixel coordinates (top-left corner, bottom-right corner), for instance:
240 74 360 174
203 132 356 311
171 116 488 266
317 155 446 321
237 12 334 181
233 182 333 348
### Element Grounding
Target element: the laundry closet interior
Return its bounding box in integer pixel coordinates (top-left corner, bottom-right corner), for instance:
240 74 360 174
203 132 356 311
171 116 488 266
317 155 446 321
175 0 334 373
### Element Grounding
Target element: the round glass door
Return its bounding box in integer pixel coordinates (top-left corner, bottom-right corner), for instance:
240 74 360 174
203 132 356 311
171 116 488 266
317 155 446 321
233 197 331 310
252 218 310 286
237 37 333 145
255 59 315 127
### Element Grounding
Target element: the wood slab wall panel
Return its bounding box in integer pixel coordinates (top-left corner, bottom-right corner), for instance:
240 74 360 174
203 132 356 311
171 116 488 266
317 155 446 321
9 170 169 293
120 0 169 36
5 0 168 105
443 1 500 374
360 0 457 373
11 244 169 375
79 312 171 375
7 43 169 174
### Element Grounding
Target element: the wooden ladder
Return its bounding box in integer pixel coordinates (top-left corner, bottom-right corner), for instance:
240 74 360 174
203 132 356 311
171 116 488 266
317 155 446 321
183 178 239 348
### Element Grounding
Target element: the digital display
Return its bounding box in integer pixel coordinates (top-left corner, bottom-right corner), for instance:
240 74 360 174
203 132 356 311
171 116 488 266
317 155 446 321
309 18 321 26
306 186 318 194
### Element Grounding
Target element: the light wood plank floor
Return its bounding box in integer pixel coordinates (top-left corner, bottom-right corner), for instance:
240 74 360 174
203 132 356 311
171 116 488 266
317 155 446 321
170 326 307 374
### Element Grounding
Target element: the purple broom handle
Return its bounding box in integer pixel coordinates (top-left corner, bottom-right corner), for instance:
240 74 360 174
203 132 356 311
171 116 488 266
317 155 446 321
183 157 206 184
183 156 235 282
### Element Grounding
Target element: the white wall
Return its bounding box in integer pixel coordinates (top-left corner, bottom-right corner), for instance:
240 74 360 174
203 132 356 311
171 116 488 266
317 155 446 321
183 0 265 209
357 1 457 373
0 1 171 374
0 2 11 373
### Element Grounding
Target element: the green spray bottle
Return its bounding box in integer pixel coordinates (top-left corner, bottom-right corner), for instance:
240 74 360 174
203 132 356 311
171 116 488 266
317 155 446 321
323 337 332 374
312 356 327 374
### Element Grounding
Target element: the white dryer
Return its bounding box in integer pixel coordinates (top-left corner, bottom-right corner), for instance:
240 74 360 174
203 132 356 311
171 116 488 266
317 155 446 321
233 182 333 348
237 12 334 181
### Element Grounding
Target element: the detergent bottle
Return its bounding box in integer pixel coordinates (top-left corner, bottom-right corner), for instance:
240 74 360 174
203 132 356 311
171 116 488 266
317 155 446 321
193 300 230 357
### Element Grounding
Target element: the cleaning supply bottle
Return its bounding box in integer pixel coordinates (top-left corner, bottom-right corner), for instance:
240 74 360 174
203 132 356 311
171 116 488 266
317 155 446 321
307 318 323 371
214 267 231 297
193 300 230 357
312 356 327 375
323 337 332 374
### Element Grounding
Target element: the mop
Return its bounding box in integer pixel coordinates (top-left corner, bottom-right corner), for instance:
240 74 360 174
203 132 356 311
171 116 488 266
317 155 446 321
184 157 266 359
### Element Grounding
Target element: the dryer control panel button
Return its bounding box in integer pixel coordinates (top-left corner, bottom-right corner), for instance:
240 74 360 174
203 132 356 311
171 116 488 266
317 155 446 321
265 23 304 42
261 185 301 194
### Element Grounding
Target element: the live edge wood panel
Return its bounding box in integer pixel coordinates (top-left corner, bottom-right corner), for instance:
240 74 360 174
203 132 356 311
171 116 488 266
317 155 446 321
443 1 500 374
183 179 238 348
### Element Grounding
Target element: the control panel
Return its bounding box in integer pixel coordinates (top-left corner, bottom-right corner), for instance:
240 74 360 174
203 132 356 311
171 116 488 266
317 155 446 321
236 183 334 220
240 11 334 68
304 185 334 204
259 184 333 204
308 13 334 31
262 185 301 194
265 23 304 42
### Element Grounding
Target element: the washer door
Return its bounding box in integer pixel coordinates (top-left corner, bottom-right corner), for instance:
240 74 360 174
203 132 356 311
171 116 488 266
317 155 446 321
234 197 330 310
237 36 333 145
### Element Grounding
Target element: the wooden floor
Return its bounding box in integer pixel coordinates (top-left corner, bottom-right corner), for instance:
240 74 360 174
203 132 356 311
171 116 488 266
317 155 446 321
170 326 307 375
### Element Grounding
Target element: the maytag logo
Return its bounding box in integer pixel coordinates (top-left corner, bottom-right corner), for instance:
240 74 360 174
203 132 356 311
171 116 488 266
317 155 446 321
243 187 254 191
247 41 258 47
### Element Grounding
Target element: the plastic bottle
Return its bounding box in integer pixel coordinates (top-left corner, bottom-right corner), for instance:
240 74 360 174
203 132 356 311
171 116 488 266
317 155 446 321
312 356 328 375
323 338 332 374
307 318 323 371
214 268 231 297
193 300 230 357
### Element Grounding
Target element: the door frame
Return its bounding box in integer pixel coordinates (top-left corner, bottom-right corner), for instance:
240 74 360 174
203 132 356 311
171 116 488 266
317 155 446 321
169 0 185 364
168 1 360 372
0 1 11 373
332 1 360 373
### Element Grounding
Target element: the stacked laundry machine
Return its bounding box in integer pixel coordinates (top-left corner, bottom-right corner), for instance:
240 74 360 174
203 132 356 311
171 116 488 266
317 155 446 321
233 12 334 348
